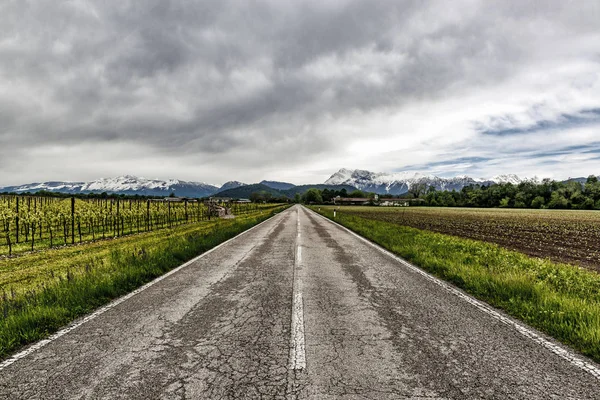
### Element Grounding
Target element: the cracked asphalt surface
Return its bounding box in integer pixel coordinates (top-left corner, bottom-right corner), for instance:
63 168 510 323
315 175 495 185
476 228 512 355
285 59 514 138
1 205 599 399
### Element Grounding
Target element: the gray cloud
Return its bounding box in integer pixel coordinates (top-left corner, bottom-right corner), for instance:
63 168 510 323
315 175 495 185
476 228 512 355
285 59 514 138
1 0 599 185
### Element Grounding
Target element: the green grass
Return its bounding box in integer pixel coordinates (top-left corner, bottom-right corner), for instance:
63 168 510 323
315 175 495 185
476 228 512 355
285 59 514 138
0 205 288 359
310 206 600 363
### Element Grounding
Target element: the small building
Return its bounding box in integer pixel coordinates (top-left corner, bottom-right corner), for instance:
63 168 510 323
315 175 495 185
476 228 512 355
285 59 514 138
378 198 426 206
209 197 232 203
378 198 406 206
333 196 426 206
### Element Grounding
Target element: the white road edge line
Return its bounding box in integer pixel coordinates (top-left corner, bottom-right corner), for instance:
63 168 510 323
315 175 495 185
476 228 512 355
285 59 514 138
306 206 600 381
289 207 306 370
0 210 286 372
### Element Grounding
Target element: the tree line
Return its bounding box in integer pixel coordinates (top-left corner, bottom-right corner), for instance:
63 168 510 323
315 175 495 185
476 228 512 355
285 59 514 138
298 176 600 209
424 177 600 209
299 188 376 204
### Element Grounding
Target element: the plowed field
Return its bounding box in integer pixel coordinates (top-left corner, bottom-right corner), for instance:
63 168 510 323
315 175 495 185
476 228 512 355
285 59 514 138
333 207 600 271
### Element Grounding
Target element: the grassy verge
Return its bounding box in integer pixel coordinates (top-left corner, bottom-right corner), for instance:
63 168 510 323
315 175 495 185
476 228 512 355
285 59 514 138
0 205 288 359
310 206 600 363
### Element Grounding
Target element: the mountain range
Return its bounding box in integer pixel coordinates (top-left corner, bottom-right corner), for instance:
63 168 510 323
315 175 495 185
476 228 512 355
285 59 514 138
0 169 576 198
0 175 359 198
324 168 525 195
0 175 221 198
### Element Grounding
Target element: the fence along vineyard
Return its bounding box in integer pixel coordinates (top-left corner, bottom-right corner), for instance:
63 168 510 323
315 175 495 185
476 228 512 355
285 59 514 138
0 196 260 256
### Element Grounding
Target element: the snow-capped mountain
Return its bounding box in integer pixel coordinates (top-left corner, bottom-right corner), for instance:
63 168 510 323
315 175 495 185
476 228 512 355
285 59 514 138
0 180 87 194
325 168 522 195
0 175 220 198
491 174 524 185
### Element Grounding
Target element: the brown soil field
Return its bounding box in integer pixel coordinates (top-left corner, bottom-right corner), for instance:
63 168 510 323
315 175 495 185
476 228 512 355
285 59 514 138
332 206 600 272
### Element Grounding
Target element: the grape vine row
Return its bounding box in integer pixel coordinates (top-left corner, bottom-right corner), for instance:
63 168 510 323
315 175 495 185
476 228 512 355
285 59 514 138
0 196 260 256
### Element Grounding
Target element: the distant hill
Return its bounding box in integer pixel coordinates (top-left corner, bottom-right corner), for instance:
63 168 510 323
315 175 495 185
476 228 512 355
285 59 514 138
260 180 296 191
562 177 589 185
282 184 358 197
214 183 359 199
213 184 283 199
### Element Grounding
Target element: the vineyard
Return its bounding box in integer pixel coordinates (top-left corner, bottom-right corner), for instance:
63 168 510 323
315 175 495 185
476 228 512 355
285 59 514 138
330 206 600 271
0 195 262 256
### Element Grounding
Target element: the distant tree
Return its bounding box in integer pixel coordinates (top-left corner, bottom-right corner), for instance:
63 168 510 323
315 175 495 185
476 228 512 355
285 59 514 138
408 183 427 198
584 178 600 202
531 196 545 209
302 188 323 204
250 192 262 203
570 191 586 209
348 190 366 198
581 197 595 210
294 193 301 203
514 192 527 208
439 191 456 207
548 192 569 209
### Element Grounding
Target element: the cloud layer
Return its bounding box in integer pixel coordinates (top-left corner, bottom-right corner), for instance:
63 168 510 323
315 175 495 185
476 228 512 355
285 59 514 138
1 0 599 185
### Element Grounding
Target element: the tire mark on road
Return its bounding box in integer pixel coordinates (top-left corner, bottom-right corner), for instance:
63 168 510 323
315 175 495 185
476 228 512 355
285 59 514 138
304 211 464 398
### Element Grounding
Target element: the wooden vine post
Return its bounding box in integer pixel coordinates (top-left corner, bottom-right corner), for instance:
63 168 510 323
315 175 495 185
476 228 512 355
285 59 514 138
168 201 172 228
146 200 150 231
116 199 120 236
71 197 75 244
15 196 19 244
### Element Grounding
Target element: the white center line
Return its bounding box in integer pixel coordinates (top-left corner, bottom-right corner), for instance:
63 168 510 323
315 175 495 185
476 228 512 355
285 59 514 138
289 207 306 370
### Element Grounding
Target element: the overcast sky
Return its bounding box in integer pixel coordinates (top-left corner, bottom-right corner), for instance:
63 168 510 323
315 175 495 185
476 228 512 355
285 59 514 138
1 0 600 186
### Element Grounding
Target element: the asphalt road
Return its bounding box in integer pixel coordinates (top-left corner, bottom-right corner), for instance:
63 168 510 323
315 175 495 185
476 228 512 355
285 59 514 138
1 205 599 399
